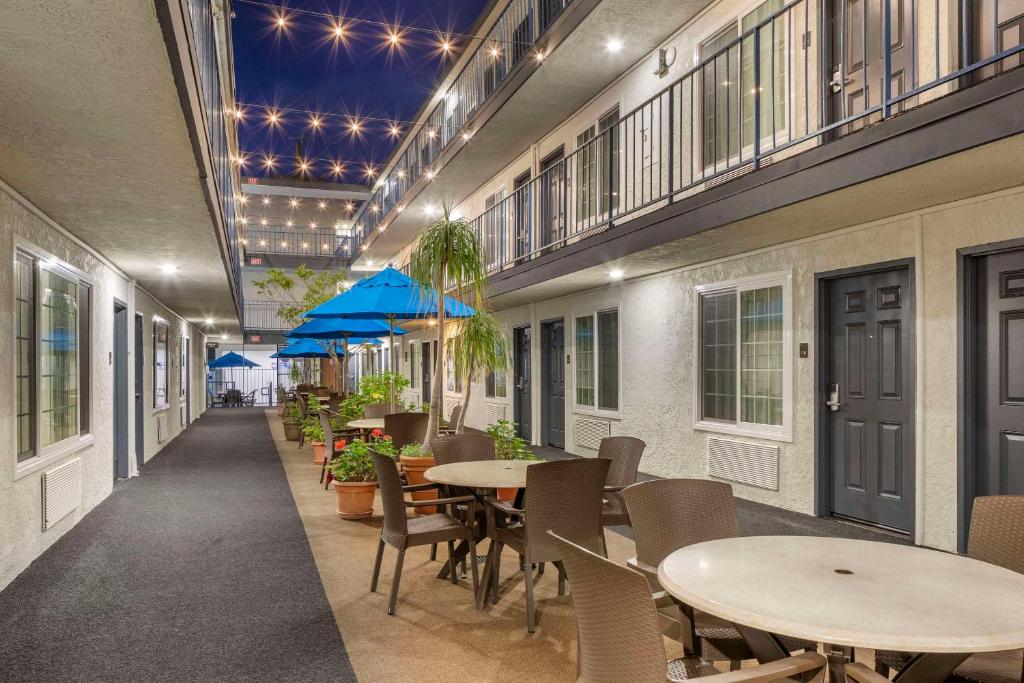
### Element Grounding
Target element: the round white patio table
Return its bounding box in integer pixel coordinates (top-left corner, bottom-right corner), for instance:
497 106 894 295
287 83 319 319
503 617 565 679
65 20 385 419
423 459 536 490
658 536 1024 682
346 418 385 431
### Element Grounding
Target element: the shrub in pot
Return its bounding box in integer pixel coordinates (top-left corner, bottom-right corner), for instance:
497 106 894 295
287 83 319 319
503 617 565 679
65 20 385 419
486 419 539 501
397 442 437 515
304 420 326 464
327 439 381 520
283 403 302 441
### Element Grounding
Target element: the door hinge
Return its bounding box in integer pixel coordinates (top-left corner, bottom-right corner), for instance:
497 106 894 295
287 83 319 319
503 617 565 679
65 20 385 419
802 31 812 49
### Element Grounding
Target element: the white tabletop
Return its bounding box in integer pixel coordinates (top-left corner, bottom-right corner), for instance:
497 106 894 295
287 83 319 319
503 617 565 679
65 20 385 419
347 418 385 430
424 460 537 489
658 536 1024 653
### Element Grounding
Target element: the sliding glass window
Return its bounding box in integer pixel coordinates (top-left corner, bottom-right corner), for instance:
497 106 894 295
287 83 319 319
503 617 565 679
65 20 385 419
575 309 619 412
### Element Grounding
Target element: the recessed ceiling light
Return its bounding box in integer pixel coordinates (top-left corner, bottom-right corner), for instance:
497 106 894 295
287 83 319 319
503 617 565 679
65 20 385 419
160 264 178 274
205 318 214 325
606 38 624 53
609 269 624 280
220 333 228 340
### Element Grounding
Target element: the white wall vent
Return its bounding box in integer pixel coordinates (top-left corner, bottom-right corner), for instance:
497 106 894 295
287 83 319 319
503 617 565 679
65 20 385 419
42 458 82 530
707 437 779 490
485 403 507 425
156 413 168 443
575 417 611 451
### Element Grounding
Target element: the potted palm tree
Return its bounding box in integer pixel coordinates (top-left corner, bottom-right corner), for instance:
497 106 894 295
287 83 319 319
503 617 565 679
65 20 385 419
408 203 486 448
328 437 391 520
451 310 509 432
486 419 538 501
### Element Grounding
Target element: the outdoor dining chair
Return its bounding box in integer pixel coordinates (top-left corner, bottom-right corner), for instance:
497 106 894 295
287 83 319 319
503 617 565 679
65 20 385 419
240 389 257 406
368 450 479 615
481 457 610 633
550 532 827 682
439 404 462 434
873 495 1024 681
622 479 815 666
597 436 646 532
430 433 496 465
384 412 428 450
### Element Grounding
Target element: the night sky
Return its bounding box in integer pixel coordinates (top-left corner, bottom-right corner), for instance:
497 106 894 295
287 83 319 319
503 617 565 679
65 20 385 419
230 0 490 185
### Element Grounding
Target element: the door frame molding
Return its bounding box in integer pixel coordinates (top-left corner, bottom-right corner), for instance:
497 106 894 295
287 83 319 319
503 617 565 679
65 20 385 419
956 236 1024 552
813 257 917 535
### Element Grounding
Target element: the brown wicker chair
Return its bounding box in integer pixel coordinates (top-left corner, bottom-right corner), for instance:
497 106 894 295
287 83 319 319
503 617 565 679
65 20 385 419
369 450 480 615
622 479 815 665
431 433 496 464
481 457 611 632
439 403 462 434
363 402 389 419
598 436 646 529
550 532 828 682
874 495 1024 680
384 412 428 450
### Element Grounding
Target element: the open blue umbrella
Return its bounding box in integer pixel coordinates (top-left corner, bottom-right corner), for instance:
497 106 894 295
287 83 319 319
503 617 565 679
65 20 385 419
271 338 337 359
208 351 259 368
287 318 406 394
304 267 475 408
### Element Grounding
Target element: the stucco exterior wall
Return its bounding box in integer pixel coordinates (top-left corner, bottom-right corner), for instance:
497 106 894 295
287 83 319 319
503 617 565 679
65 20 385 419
0 183 209 590
398 184 1024 552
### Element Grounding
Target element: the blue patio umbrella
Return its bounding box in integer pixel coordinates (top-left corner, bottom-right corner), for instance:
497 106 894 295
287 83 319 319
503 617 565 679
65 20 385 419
271 338 337 359
287 317 406 394
208 351 259 368
304 267 475 407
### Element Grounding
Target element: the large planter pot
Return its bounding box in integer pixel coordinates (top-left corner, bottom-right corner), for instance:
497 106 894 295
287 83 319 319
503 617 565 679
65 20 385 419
311 441 326 464
497 487 519 502
283 421 301 441
399 455 437 515
333 480 377 520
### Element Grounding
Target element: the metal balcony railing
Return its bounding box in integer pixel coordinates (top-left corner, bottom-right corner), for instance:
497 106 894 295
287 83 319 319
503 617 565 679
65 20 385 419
469 0 1023 274
244 228 353 258
351 0 577 247
243 300 293 331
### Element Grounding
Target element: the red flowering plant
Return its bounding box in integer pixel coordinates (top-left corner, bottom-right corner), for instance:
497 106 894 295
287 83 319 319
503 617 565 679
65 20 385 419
327 433 397 483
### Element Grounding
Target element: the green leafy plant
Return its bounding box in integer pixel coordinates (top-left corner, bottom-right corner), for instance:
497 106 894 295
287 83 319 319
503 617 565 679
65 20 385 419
486 420 537 461
409 202 487 446
303 420 325 443
451 310 508 432
358 371 410 406
328 434 396 482
252 265 350 390
285 402 302 424
398 442 430 458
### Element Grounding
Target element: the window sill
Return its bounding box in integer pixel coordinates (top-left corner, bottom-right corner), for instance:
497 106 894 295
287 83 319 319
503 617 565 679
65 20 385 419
693 420 792 443
573 405 622 420
14 434 96 481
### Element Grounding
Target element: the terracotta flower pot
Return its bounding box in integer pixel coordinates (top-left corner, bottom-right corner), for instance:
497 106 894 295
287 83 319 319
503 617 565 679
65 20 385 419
333 480 377 520
283 421 301 441
311 441 326 464
497 487 519 502
399 455 437 515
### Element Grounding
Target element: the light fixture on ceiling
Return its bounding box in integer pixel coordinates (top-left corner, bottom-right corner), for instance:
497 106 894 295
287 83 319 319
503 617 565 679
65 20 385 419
606 38 624 53
609 269 624 280
160 264 178 275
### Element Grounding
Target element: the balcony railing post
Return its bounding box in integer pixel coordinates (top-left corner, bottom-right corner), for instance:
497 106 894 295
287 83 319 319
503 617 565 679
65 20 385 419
882 0 893 118
753 29 762 170
667 88 675 199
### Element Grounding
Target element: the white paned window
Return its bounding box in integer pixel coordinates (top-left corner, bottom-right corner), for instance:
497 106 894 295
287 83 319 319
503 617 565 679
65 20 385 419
409 342 418 388
15 247 92 463
486 340 507 399
575 309 619 413
694 273 791 440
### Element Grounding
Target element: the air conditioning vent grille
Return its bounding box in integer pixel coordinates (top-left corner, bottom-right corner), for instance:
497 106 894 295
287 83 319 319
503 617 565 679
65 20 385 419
707 437 779 490
484 403 507 425
575 417 610 450
42 458 82 530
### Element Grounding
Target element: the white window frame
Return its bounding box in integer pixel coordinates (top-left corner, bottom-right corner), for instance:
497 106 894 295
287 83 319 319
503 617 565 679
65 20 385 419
153 317 170 413
692 271 793 442
484 326 511 402
572 305 622 419
12 239 96 480
179 332 188 400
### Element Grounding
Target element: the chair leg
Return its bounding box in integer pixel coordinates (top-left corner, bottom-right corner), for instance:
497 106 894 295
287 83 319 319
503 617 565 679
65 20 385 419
477 540 496 609
537 562 545 575
447 540 457 585
468 534 480 595
387 549 406 615
874 663 891 677
524 552 536 633
491 541 504 604
370 537 385 592
555 560 567 596
429 544 437 561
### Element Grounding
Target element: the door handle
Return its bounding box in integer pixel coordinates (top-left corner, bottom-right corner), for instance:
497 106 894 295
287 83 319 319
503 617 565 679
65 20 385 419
829 65 854 93
826 383 843 412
